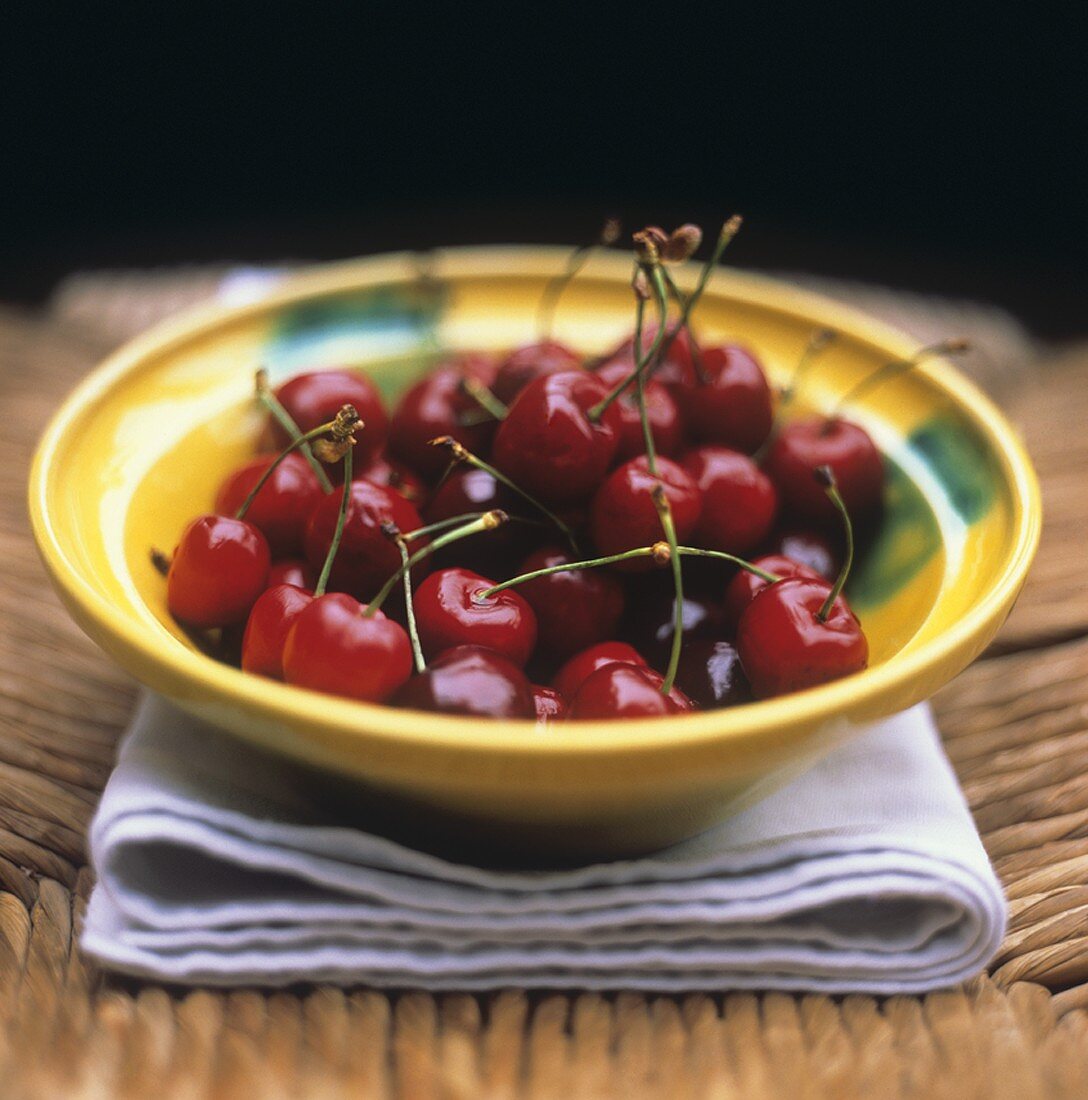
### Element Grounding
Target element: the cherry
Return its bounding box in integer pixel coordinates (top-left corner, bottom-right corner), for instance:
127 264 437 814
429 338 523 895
241 583 313 679
532 684 567 724
736 578 867 698
674 640 751 709
622 589 724 668
492 371 624 506
268 370 388 466
214 452 324 557
568 663 694 719
676 345 774 454
413 567 538 666
388 355 500 479
594 360 684 461
589 456 702 569
682 446 777 555
764 417 883 523
167 515 270 629
356 455 428 506
282 593 412 702
392 644 534 718
552 641 647 701
723 554 822 632
491 340 583 405
303 479 427 600
515 545 625 659
766 528 841 581
267 559 315 590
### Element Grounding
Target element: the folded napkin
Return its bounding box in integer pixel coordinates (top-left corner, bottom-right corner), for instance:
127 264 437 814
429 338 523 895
83 696 1005 993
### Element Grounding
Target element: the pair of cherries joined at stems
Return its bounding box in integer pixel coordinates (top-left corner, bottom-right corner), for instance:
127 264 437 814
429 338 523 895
160 218 967 720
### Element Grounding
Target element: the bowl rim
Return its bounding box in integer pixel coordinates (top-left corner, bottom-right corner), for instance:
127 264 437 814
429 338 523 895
28 245 1042 759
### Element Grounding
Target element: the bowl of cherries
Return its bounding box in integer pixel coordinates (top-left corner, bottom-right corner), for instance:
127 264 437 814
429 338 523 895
30 222 1040 855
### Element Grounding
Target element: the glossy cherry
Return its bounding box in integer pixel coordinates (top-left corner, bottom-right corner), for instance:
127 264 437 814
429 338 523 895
552 641 647 701
622 590 724 668
413 567 538 666
491 340 583 405
736 578 868 698
722 554 822 632
682 446 777 555
492 371 623 506
388 354 499 479
674 640 751 709
515 545 625 659
766 528 841 581
356 455 428 506
532 684 567 724
764 417 884 523
268 370 389 466
392 644 535 718
214 452 324 557
303 479 427 600
568 663 694 719
241 583 313 679
282 593 412 702
676 345 774 454
167 515 271 629
267 559 315 590
589 456 702 568
592 360 684 460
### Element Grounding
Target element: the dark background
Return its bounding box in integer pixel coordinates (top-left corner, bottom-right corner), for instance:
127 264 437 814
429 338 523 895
1 7 1084 335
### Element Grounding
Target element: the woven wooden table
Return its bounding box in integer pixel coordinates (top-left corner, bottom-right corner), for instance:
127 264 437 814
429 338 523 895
2 280 1087 1097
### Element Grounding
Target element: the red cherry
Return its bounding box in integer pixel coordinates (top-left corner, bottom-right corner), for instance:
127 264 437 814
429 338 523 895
241 583 313 679
267 559 315 590
552 641 647 700
356 455 428 506
568 663 694 719
723 554 823 632
736 577 868 698
269 370 388 465
303 479 427 600
388 355 500 479
764 417 884 523
767 528 841 581
167 515 270 629
491 340 583 405
674 640 751 709
676 345 774 454
532 684 567 724
601 323 698 397
392 644 534 718
516 545 625 659
594 360 685 461
681 446 777 555
414 567 537 666
492 372 623 507
589 456 702 569
214 452 324 557
282 593 412 702
623 590 724 669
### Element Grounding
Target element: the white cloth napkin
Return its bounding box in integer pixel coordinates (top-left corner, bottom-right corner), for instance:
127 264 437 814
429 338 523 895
82 696 1005 993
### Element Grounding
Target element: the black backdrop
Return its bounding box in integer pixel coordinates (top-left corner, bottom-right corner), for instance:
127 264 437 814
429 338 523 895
1 6 1084 334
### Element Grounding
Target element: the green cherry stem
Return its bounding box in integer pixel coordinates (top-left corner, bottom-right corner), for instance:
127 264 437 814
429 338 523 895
392 532 426 672
814 466 854 622
537 217 621 338
364 510 509 617
428 436 579 553
312 441 355 597
661 268 708 383
235 404 360 521
461 375 509 421
652 485 684 696
255 369 334 493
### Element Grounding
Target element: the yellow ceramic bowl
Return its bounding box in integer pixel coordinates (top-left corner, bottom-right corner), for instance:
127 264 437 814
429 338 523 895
29 248 1040 857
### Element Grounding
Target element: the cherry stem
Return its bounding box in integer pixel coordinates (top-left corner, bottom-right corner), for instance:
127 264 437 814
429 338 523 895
392 533 426 673
662 268 708 383
428 436 579 553
364 510 508 617
255 370 334 493
234 405 360 521
537 217 621 338
828 338 970 421
461 376 508 421
313 443 354 597
652 485 685 696
814 466 854 622
752 328 838 465
636 258 671 477
675 547 781 583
